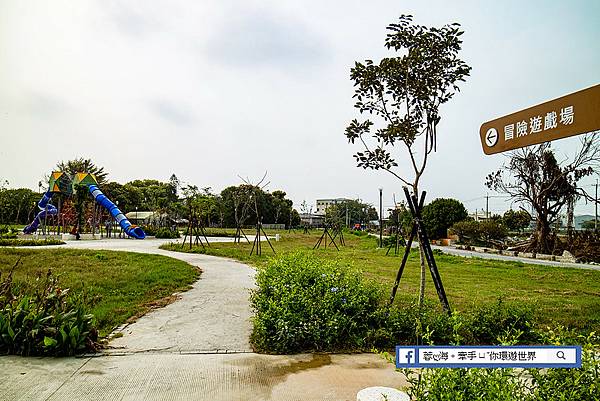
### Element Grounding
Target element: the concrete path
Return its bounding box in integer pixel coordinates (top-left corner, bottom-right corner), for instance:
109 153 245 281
430 244 600 271
0 238 406 400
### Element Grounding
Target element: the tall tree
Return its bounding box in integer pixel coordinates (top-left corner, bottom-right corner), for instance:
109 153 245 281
486 136 600 254
344 15 471 304
55 158 108 185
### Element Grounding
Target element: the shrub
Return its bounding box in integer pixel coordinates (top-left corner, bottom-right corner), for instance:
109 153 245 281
422 198 468 239
450 220 480 244
250 252 539 354
141 225 158 236
527 329 600 400
467 298 537 344
155 228 180 239
251 252 382 353
381 234 406 248
0 260 97 356
402 328 600 400
0 227 18 239
450 219 508 248
0 239 65 247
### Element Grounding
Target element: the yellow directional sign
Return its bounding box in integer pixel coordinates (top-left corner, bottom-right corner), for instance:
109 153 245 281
480 84 600 155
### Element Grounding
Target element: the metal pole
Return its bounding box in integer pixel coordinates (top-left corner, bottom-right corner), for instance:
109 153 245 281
379 188 383 247
486 193 489 220
594 178 598 231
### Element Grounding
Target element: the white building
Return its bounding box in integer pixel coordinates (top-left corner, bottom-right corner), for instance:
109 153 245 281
315 198 351 215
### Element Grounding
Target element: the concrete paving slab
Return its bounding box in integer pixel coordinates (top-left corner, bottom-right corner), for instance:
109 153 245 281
0 356 89 401
0 353 405 401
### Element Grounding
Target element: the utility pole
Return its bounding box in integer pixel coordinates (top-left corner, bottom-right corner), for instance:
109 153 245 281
379 188 383 247
485 193 489 220
594 178 598 231
346 205 349 228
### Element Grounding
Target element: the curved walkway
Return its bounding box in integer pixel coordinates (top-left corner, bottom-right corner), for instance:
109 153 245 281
0 238 406 401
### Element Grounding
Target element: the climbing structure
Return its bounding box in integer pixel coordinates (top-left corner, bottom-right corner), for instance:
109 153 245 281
24 172 145 239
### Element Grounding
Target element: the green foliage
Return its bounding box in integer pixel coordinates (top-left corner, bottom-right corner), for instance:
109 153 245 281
344 15 471 188
502 209 531 232
403 328 600 401
325 199 379 227
467 298 537 344
0 262 96 356
404 367 523 401
0 226 18 239
220 185 298 228
450 219 508 247
0 187 39 225
55 158 108 185
525 328 600 400
0 248 199 337
0 239 65 246
251 252 382 353
163 230 600 331
422 198 468 239
381 234 406 248
154 227 180 239
582 219 598 230
250 251 539 353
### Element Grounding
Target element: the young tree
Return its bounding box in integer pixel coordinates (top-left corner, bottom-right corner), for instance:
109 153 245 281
344 15 471 305
486 136 600 254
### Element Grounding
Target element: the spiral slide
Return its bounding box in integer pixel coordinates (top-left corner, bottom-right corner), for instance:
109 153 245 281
23 191 58 234
88 184 145 239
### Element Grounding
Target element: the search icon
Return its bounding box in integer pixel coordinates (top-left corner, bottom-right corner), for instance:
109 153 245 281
556 351 566 360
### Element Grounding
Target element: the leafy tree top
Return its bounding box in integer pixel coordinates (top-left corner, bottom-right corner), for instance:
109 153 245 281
345 15 471 190
55 158 108 185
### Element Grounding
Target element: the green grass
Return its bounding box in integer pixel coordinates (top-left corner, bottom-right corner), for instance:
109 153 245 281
0 248 200 337
161 230 600 331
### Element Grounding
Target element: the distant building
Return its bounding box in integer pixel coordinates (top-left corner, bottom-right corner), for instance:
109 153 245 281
315 198 351 215
299 213 324 227
125 211 157 225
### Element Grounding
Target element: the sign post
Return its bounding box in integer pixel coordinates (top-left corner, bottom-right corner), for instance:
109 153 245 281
480 84 600 155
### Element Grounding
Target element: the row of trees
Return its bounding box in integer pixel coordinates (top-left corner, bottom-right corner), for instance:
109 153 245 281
0 159 301 229
387 197 532 242
323 199 379 227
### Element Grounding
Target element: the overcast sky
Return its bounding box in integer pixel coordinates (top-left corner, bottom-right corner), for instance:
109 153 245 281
1 0 599 216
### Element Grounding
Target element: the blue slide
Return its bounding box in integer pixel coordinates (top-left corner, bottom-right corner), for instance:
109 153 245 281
88 185 145 239
23 191 58 234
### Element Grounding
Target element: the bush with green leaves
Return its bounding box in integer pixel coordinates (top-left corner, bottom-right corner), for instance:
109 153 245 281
450 219 508 248
251 252 382 353
154 227 180 239
0 261 97 356
422 198 468 240
251 252 539 353
0 238 65 247
381 234 406 248
402 328 600 400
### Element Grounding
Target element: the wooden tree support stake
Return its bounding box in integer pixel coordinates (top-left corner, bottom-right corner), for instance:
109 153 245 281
388 188 451 314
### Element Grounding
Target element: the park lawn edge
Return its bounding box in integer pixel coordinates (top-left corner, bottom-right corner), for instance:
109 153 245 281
0 248 202 338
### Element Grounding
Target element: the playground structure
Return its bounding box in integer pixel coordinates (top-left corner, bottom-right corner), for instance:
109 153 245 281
23 172 145 239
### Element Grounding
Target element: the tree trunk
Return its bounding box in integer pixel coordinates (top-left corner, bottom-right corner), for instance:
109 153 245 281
535 217 551 254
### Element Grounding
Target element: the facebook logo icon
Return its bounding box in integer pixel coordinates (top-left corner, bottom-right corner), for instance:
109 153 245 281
396 347 418 367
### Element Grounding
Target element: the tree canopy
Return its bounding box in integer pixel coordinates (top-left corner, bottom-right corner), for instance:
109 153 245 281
486 136 600 253
344 15 471 194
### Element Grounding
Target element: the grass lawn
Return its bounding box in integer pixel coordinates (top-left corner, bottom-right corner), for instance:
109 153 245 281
161 229 600 331
0 248 200 337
